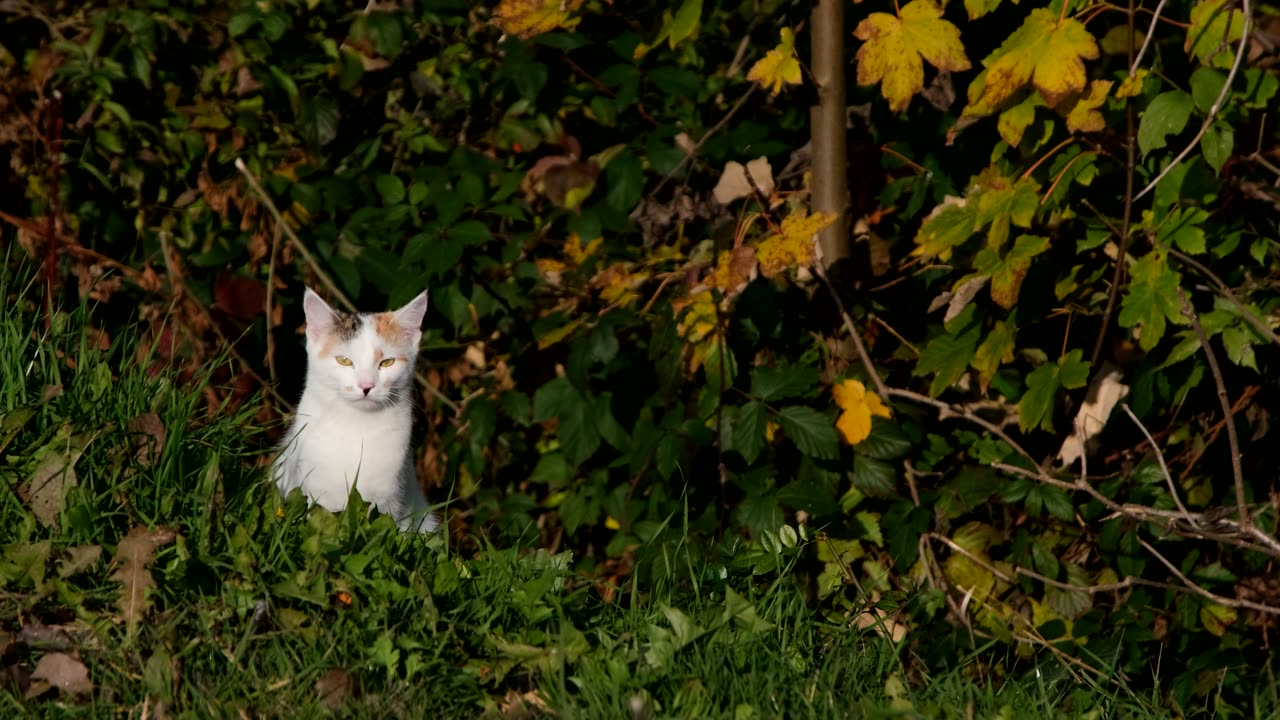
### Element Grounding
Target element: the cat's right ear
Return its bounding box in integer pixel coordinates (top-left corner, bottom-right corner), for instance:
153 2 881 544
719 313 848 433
303 288 338 343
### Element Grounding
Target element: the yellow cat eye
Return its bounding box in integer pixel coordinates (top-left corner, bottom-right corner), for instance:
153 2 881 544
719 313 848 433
335 356 353 366
379 358 395 368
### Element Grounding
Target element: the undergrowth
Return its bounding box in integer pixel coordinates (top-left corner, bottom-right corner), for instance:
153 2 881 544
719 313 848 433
0 271 1195 720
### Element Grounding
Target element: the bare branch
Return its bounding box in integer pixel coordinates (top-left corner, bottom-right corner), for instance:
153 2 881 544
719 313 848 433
1138 537 1280 615
1120 403 1196 524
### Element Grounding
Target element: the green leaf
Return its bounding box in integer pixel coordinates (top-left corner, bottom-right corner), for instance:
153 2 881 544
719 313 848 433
1154 207 1210 254
777 407 839 460
855 419 911 461
971 320 1016 391
1118 250 1184 351
1138 91 1193 157
731 401 768 464
1189 67 1226 113
1186 0 1244 69
1018 350 1089 433
973 174 1041 250
914 323 982 397
750 365 819 402
973 234 1050 308
853 511 884 547
1200 121 1233 175
668 0 703 48
913 199 978 260
851 455 897 499
448 220 493 246
298 94 340 146
375 175 405 205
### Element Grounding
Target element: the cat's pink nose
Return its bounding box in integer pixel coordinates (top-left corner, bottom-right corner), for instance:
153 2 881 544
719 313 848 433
362 387 372 396
359 381 375 396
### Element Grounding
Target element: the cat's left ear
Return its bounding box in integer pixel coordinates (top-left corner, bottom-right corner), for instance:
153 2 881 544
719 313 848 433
393 290 429 330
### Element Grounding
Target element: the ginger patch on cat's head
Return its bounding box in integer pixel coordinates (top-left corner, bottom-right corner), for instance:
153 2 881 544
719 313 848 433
373 313 417 347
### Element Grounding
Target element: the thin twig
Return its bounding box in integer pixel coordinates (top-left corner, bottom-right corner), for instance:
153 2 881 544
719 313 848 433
1176 288 1248 527
1133 0 1253 201
815 265 890 399
1168 248 1280 346
1119 403 1195 524
646 86 757 202
1129 0 1170 75
1138 537 1280 615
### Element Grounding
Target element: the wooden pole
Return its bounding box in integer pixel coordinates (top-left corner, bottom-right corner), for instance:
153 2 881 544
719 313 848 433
810 0 849 266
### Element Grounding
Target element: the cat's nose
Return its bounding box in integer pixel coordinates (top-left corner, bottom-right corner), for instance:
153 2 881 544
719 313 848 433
361 387 373 396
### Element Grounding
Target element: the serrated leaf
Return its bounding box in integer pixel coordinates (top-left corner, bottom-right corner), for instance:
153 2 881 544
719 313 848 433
1185 0 1244 68
112 526 177 634
915 323 982 397
853 511 884 547
732 401 768 464
996 94 1044 146
913 197 978 260
972 169 1041 250
851 455 897 499
856 419 912 460
747 27 801 95
1153 207 1210 254
777 406 840 460
493 0 584 38
1138 91 1193 157
1019 350 1090 433
750 365 819 401
1064 79 1112 133
971 320 1016 392
755 211 837 279
973 234 1050 308
853 0 971 113
1118 250 1184 351
962 9 1099 115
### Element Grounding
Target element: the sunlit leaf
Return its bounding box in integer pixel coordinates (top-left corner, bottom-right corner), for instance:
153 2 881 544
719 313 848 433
747 28 802 95
493 0 584 38
853 0 971 113
963 9 1099 115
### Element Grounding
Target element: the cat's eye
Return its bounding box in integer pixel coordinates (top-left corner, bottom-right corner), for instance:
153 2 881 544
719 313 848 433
379 358 395 368
335 356 353 367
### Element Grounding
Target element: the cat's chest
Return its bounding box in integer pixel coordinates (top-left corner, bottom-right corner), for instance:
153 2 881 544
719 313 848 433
285 408 410 484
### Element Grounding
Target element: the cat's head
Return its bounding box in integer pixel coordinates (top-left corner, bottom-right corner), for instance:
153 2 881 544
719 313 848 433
302 288 428 409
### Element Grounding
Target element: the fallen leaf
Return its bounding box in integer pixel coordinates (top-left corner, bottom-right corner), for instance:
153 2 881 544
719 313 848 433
23 426 101 529
58 546 103 579
110 526 178 634
747 28 802 95
127 413 166 467
712 157 775 204
213 274 266 322
30 653 91 696
854 0 971 113
315 668 354 710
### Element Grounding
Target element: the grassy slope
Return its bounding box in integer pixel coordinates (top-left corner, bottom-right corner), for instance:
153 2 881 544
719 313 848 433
0 277 1171 718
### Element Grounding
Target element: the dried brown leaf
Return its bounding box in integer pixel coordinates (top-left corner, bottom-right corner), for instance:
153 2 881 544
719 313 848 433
58 546 103 579
315 668 354 710
110 526 178 634
30 653 92 696
24 426 100 529
127 413 166 467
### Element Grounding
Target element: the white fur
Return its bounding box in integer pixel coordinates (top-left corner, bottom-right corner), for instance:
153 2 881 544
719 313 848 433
274 288 439 533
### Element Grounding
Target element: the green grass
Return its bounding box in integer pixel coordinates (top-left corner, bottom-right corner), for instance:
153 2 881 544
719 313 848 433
0 274 1178 718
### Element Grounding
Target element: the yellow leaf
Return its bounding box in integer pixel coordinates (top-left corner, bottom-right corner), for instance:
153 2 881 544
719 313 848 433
1064 80 1112 133
963 9 1099 115
854 0 971 113
834 379 891 446
1115 69 1148 99
493 0 584 38
996 94 1044 147
1186 0 1245 68
747 28 802 95
564 233 603 266
604 516 621 530
1199 602 1237 636
765 420 778 443
755 211 837 278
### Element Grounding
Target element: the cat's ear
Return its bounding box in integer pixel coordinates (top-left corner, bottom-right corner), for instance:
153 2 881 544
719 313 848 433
303 288 339 342
392 290 429 330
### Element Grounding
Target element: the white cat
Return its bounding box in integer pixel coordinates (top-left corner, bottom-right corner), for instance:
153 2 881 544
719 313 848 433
273 288 439 533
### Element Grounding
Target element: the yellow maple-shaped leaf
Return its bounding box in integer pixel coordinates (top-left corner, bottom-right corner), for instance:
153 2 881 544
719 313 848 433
1064 80 1112 133
833 379 891 445
564 233 603 266
756 211 837 278
854 0 971 113
1115 69 1148 99
747 28 802 95
493 0 585 38
963 8 1099 115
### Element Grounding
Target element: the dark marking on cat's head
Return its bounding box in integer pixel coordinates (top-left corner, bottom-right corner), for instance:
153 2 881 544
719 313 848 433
332 311 362 341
